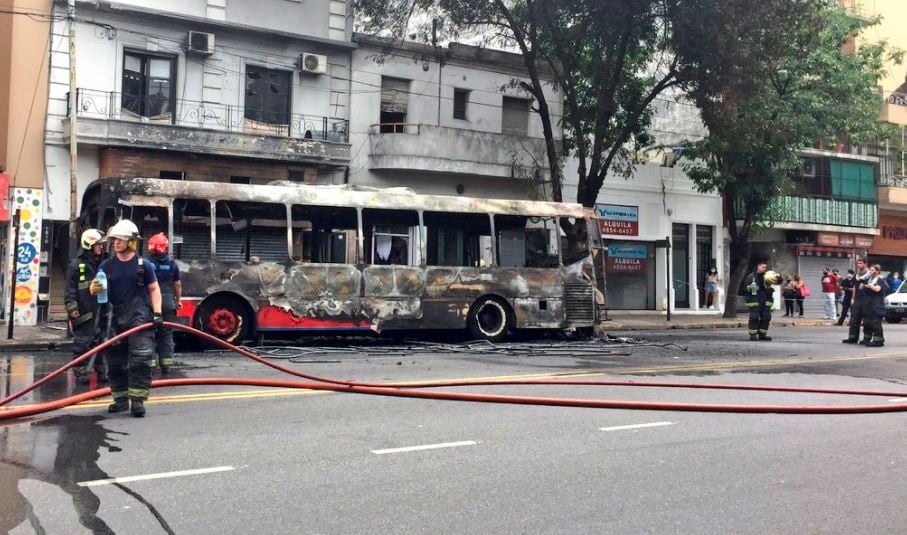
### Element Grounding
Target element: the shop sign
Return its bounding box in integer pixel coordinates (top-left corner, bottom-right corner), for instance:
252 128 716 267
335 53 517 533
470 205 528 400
882 226 907 240
595 204 638 236
817 233 839 246
839 235 855 247
854 236 873 248
606 243 647 273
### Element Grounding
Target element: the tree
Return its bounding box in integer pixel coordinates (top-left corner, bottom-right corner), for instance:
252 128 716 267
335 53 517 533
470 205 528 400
670 0 897 318
353 0 679 206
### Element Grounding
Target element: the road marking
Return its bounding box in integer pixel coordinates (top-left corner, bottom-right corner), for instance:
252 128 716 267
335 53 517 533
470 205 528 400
371 440 477 455
600 421 674 432
77 466 234 487
889 398 907 403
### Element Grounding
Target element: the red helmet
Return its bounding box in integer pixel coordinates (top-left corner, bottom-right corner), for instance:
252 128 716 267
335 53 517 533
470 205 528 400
148 232 169 254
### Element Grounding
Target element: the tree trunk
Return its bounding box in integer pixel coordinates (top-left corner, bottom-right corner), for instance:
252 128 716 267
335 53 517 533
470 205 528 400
723 235 752 319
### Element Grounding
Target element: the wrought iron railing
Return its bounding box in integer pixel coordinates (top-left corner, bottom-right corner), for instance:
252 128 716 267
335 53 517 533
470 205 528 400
69 88 349 143
736 196 878 228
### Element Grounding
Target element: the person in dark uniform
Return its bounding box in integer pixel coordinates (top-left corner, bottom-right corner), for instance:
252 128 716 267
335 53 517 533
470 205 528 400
843 258 870 344
743 260 780 341
64 229 106 382
860 264 888 347
90 219 163 417
146 232 182 375
836 269 856 326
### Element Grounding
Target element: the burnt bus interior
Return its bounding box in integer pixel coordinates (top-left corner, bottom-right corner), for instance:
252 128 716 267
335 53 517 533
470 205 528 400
81 185 592 269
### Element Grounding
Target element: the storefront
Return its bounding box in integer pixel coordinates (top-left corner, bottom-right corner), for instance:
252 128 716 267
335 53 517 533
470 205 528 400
868 214 907 274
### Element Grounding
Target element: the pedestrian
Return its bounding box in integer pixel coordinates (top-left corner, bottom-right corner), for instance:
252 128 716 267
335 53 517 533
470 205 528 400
820 268 837 320
887 271 902 295
837 269 856 326
64 229 107 383
843 258 870 344
90 219 163 417
705 267 720 310
743 259 780 341
794 274 807 317
859 264 889 347
832 269 842 317
782 275 797 317
146 233 182 375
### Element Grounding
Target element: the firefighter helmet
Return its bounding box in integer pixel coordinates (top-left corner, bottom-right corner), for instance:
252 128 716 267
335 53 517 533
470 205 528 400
107 219 140 241
80 228 105 250
148 232 169 254
764 270 782 285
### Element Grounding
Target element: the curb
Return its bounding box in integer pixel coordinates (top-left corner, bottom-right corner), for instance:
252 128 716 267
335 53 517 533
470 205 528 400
598 319 838 332
0 341 73 352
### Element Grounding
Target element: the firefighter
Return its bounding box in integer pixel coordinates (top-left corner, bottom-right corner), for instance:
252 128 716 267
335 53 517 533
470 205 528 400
146 232 181 374
743 260 780 341
64 228 107 382
89 219 163 417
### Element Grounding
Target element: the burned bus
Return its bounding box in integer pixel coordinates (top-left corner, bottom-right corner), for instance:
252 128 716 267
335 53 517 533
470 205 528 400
78 177 601 342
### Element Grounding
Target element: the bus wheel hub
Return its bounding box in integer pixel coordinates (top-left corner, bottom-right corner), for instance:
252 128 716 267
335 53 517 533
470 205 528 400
208 308 238 337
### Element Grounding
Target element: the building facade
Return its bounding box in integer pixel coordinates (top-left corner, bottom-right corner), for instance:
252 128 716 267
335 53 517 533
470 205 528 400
0 0 53 326
38 0 354 320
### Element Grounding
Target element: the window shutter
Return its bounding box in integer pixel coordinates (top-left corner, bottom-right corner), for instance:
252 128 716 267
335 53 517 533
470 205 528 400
381 77 410 114
502 97 529 135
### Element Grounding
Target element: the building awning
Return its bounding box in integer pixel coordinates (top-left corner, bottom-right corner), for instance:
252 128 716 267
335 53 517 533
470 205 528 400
795 246 854 258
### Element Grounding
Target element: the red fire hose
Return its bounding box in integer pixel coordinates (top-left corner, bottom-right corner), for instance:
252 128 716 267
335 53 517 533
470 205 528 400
2 322 907 421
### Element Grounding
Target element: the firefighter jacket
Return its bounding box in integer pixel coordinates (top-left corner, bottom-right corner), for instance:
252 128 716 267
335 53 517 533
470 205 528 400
64 251 102 327
743 271 774 308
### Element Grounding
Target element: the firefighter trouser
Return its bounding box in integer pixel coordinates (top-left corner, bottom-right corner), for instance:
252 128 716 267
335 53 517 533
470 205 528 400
861 300 884 343
154 293 177 368
106 297 154 401
847 299 874 342
71 317 102 375
747 302 772 336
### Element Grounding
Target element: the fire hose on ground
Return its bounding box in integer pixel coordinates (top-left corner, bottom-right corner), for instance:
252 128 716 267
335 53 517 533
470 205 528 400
2 322 907 422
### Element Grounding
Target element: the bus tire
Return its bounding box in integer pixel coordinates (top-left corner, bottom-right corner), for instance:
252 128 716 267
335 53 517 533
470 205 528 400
468 296 513 342
196 294 253 346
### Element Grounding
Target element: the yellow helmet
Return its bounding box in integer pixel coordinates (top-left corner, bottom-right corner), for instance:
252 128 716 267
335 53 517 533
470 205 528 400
764 270 782 285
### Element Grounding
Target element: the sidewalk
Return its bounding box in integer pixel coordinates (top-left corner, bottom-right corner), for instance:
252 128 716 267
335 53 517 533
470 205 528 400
598 310 838 331
0 321 72 351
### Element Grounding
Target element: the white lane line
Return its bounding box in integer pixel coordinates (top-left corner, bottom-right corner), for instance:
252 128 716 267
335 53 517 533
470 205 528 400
371 440 477 455
600 421 674 432
889 398 907 403
77 466 234 487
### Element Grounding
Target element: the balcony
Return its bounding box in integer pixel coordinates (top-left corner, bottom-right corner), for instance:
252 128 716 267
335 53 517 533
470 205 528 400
67 89 350 166
881 93 907 127
367 123 551 180
736 195 878 232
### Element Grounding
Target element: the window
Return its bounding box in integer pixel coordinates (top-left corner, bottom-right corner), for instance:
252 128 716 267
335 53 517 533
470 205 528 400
380 77 409 133
495 215 559 268
830 161 875 200
453 89 468 120
362 209 420 265
502 96 530 135
291 205 358 264
560 217 590 266
132 206 169 254
424 212 492 267
216 201 288 263
245 66 292 125
159 171 184 180
173 199 212 260
122 52 174 119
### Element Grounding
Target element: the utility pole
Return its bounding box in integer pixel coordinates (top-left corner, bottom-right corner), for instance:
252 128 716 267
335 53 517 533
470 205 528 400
433 18 441 126
68 0 79 257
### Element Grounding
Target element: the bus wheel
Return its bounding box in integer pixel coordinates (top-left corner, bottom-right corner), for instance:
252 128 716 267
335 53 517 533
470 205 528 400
197 295 252 345
468 297 512 342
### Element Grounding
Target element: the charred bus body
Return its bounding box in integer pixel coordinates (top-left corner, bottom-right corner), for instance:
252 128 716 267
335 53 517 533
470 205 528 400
79 177 601 342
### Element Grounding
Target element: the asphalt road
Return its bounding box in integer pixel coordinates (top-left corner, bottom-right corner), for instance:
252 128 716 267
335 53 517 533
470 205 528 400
2 324 907 534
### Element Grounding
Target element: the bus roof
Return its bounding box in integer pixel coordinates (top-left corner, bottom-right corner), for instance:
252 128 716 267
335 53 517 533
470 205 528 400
108 177 588 218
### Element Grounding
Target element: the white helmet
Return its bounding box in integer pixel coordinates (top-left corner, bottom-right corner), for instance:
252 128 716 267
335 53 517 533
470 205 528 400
80 228 105 250
107 219 140 241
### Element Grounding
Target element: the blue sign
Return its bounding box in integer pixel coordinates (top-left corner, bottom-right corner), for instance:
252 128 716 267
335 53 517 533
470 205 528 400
607 244 647 259
16 243 37 265
596 204 638 222
16 266 32 283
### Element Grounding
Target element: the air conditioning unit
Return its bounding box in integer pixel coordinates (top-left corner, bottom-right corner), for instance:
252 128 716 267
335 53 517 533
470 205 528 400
187 31 215 56
801 158 816 177
298 52 327 75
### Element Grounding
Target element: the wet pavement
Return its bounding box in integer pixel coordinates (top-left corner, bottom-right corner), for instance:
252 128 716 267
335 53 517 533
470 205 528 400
1 325 906 533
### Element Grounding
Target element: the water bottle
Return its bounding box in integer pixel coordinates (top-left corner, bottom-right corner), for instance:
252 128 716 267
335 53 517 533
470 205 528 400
96 268 108 304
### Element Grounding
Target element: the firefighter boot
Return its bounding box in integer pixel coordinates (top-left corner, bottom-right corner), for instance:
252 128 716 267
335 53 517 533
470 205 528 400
867 337 885 347
108 398 129 413
749 334 758 341
842 338 859 344
758 334 773 341
130 398 146 417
